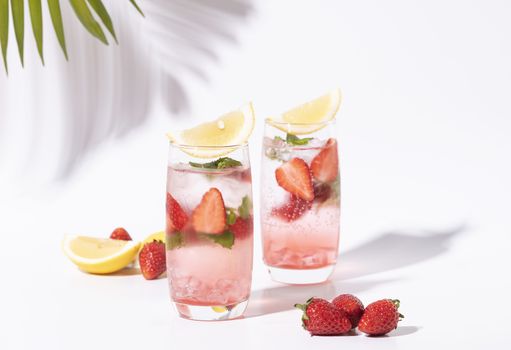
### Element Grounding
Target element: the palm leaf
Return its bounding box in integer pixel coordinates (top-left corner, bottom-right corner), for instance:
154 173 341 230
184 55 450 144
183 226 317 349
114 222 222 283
69 0 108 45
28 0 44 64
10 0 23 66
86 0 117 43
129 0 144 17
1 0 144 73
47 0 68 60
0 0 8 73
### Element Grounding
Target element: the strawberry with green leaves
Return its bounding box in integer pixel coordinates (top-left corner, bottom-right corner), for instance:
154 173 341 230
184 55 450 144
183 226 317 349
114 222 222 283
358 299 404 336
139 240 166 280
295 297 352 336
332 294 365 328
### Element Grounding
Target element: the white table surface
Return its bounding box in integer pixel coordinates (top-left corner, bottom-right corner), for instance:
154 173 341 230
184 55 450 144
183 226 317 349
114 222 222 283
1 111 510 349
1 1 511 349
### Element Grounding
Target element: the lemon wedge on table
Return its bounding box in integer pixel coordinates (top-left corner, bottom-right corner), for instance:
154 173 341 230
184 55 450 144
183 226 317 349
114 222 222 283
62 235 141 274
267 89 342 135
166 103 255 158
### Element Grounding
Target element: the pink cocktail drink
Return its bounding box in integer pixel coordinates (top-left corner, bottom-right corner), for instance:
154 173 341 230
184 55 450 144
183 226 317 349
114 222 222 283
166 144 253 320
261 124 340 284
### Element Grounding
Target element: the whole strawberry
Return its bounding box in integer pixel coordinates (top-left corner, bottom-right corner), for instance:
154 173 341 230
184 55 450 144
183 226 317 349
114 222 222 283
358 299 403 336
139 240 166 280
110 227 132 241
332 294 365 328
295 297 351 336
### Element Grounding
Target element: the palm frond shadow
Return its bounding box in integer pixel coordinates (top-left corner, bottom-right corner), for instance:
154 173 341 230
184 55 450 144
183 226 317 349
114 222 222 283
245 224 466 318
54 0 254 178
146 0 254 114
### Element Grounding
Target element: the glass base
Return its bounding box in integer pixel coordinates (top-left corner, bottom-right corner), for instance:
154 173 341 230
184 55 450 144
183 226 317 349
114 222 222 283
267 264 335 284
173 299 248 321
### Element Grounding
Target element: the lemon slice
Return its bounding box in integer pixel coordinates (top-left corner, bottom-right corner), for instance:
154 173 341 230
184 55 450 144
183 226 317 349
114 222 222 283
142 231 165 245
211 306 228 313
167 103 255 158
62 235 141 274
267 89 342 135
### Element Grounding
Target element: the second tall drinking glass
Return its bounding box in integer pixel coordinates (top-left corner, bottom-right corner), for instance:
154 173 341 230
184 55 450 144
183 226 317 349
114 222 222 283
261 120 340 284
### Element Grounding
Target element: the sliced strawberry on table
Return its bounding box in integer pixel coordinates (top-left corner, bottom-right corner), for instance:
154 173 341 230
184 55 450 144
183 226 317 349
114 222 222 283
272 195 312 222
311 138 339 183
275 157 314 201
166 193 189 233
229 216 253 240
110 227 132 241
139 240 166 280
192 188 226 234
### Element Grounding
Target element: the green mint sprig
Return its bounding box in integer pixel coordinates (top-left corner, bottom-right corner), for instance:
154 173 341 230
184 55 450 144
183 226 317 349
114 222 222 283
202 231 234 249
238 196 252 219
166 232 184 250
226 208 237 225
275 133 313 146
189 157 242 169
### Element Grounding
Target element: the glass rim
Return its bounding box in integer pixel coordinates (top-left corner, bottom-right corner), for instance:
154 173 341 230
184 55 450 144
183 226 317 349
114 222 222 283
264 117 336 127
168 141 249 150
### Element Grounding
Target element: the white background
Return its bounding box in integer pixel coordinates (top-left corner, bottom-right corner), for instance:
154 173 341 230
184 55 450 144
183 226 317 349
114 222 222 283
1 0 511 349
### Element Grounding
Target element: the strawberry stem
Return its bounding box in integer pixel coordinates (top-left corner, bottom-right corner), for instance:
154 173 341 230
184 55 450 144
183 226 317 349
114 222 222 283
391 299 404 319
294 303 307 312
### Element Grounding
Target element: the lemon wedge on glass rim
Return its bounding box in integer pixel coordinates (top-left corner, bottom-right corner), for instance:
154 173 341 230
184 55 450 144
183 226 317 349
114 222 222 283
166 102 255 158
62 235 141 274
267 89 342 135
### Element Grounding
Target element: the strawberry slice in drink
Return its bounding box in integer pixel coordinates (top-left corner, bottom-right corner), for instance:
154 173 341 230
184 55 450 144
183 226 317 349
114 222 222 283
313 183 332 203
192 188 226 234
166 193 189 233
311 138 339 183
272 195 313 222
275 158 314 201
229 216 253 240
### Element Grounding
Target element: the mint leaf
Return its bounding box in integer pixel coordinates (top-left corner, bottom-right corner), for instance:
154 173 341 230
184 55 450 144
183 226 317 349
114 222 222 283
238 196 252 219
274 136 285 142
203 231 234 249
189 157 242 170
189 161 213 169
166 232 184 250
286 133 313 146
217 157 242 169
226 208 237 225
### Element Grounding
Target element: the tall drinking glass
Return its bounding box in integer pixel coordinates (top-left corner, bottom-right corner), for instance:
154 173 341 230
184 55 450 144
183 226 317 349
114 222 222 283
261 120 340 284
166 143 253 320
